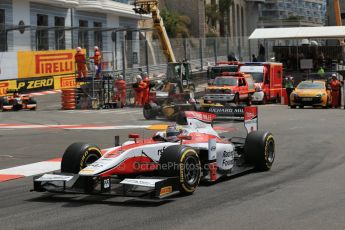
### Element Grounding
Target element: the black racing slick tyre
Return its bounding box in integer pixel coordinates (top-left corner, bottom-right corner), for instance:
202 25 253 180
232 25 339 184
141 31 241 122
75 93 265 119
234 94 240 105
175 112 187 125
244 131 275 171
143 104 157 120
61 142 102 174
246 94 252 106
159 145 201 195
28 99 37 110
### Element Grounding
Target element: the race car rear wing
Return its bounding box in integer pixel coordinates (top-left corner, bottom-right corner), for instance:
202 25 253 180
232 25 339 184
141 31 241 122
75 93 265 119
179 106 258 134
201 105 257 131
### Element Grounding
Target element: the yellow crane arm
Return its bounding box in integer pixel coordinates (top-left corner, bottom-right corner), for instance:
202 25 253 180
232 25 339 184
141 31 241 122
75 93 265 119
334 0 342 26
333 0 344 45
133 0 176 63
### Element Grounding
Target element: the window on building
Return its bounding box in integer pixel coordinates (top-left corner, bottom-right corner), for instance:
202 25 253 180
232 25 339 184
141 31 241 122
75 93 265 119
78 20 88 51
0 9 4 25
0 9 6 51
211 0 217 27
112 0 129 3
37 14 49 50
55 16 65 50
94 22 102 50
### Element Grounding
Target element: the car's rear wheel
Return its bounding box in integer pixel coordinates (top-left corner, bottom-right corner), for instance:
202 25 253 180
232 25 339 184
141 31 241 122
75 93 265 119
260 94 267 105
1 98 8 111
246 94 252 106
12 100 21 111
158 145 201 195
275 94 281 104
61 142 102 174
244 131 275 171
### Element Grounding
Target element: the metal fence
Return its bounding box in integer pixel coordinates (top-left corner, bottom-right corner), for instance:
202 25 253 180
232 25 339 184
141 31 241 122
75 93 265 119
118 36 258 83
4 24 345 81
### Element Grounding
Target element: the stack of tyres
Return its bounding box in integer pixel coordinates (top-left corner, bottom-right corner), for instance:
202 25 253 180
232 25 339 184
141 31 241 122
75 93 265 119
61 89 76 110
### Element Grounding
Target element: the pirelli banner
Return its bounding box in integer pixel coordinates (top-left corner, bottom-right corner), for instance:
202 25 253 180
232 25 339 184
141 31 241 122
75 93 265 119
54 75 77 90
17 49 77 79
16 76 54 93
0 80 17 96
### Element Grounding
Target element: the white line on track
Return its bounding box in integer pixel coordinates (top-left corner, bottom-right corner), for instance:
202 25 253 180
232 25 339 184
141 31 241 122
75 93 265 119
0 124 150 130
0 161 60 177
58 109 142 115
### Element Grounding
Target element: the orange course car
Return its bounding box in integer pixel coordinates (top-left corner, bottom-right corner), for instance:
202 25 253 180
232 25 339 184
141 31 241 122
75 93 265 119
203 72 255 105
0 90 37 111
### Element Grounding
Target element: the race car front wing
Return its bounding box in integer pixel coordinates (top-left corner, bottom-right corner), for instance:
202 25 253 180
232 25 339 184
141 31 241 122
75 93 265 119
32 174 180 200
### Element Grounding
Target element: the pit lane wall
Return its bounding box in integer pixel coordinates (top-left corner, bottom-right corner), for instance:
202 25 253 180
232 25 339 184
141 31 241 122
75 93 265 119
0 50 78 96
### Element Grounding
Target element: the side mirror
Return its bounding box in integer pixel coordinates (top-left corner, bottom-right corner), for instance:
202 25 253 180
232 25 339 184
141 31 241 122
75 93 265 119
178 135 192 140
178 135 192 144
129 134 140 143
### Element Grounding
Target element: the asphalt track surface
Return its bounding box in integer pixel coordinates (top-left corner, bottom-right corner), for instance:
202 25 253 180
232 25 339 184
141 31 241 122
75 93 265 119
1 93 345 230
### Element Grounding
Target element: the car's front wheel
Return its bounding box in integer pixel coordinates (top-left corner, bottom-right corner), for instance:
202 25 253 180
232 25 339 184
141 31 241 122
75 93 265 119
27 99 37 110
234 94 240 104
61 142 102 174
158 145 201 195
244 131 275 171
143 103 157 120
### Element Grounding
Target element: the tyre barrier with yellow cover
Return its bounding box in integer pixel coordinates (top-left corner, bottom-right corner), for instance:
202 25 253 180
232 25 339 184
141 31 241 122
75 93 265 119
61 89 76 110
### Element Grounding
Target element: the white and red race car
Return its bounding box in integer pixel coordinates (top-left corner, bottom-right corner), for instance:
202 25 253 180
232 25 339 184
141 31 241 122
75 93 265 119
33 107 275 199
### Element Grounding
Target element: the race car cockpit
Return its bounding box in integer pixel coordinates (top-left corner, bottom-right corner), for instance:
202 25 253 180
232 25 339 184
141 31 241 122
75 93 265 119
152 125 184 142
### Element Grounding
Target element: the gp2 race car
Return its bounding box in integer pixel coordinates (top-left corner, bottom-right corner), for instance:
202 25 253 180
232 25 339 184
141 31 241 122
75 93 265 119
0 90 37 111
33 107 275 200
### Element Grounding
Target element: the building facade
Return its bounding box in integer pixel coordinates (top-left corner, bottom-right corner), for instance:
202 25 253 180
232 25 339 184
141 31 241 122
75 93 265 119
203 0 263 37
0 0 143 53
259 0 327 27
160 0 205 38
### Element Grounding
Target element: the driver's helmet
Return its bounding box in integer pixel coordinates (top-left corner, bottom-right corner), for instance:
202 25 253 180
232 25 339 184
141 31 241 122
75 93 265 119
166 125 180 142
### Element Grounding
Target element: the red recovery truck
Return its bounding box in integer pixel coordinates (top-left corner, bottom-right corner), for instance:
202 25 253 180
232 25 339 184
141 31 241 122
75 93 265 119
239 62 283 104
207 61 240 84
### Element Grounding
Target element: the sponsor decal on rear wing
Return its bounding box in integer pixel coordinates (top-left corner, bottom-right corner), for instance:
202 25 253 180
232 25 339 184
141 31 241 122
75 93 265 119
185 111 217 123
207 105 244 118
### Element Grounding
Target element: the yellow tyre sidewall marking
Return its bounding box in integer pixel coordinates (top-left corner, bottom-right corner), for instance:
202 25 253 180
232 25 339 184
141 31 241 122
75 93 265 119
264 135 274 168
79 147 102 171
179 148 201 193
